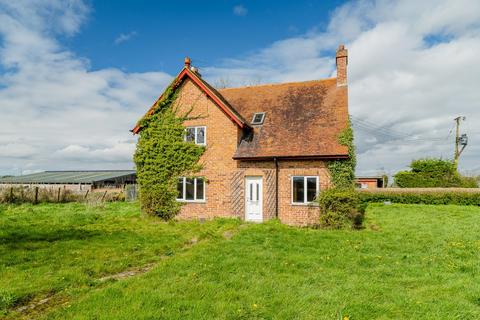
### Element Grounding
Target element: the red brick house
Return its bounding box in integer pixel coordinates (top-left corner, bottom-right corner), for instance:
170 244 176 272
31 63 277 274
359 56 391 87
133 45 350 226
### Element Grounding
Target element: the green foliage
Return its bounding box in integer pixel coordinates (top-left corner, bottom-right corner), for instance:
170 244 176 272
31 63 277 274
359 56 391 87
317 188 364 229
394 158 478 188
134 84 204 219
358 190 480 206
327 122 356 189
382 174 389 187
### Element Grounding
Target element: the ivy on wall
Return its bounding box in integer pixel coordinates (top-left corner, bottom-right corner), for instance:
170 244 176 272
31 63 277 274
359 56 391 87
327 120 356 189
318 120 360 229
134 82 205 219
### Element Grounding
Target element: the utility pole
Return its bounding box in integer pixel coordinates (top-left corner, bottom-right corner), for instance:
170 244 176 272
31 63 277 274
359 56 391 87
454 116 468 169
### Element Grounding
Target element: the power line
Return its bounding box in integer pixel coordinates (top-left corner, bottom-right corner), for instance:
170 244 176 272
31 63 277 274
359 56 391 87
350 116 449 143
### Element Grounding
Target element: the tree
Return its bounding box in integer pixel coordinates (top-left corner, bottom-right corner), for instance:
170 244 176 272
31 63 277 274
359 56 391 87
394 158 478 188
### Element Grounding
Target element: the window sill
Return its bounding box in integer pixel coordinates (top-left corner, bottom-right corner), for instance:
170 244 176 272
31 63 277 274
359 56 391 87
176 199 206 204
291 202 319 207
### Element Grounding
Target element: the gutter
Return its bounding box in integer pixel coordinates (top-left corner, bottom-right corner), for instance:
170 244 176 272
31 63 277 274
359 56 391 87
233 154 349 161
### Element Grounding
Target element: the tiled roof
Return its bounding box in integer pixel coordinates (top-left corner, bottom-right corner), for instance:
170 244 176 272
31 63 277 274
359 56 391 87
219 78 349 159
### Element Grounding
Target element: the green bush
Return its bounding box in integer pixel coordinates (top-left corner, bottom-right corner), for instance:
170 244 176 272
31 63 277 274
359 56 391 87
358 191 480 206
317 188 364 229
394 158 478 188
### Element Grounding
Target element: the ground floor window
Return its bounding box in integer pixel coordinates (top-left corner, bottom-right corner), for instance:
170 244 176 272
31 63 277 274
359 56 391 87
177 177 205 202
292 176 319 204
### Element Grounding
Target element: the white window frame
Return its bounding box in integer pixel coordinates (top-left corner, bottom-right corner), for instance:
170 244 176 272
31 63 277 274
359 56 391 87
251 112 266 125
184 126 206 146
291 176 319 205
176 177 206 202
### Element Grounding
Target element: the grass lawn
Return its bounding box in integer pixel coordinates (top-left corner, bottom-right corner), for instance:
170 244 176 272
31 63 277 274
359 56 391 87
2 203 480 319
0 202 240 318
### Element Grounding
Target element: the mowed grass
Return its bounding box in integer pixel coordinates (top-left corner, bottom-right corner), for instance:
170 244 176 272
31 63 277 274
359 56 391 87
0 202 240 318
2 203 480 319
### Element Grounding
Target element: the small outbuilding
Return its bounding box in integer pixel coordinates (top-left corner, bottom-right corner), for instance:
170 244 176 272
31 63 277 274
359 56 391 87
0 170 136 191
355 176 385 189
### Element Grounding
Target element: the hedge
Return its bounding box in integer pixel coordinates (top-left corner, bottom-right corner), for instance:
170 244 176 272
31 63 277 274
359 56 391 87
358 191 480 206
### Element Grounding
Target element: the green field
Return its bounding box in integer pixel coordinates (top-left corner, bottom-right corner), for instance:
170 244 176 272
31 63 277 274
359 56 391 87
1 202 480 319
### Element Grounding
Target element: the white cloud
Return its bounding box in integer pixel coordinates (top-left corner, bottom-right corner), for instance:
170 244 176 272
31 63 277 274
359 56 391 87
0 0 172 175
55 142 136 162
204 0 480 177
233 5 248 17
114 31 137 45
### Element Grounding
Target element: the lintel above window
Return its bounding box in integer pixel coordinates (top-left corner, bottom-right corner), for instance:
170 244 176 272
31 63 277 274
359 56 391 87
184 126 206 145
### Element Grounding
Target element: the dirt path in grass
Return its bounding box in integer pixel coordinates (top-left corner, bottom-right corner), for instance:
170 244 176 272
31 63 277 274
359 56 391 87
10 227 242 319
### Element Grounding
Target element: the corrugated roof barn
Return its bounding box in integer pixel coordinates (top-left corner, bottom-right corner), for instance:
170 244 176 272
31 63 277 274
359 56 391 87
0 170 136 191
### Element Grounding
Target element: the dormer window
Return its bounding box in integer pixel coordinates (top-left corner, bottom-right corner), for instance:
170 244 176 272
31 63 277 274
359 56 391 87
185 126 206 145
251 112 265 125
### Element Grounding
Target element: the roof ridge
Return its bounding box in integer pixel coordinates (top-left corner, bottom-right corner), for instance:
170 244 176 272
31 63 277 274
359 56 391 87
218 77 337 91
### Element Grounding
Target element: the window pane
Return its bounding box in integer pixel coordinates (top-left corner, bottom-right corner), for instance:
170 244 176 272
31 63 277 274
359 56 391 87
196 178 204 200
185 128 195 142
306 177 317 202
196 127 205 144
292 177 304 203
177 178 184 199
185 178 195 200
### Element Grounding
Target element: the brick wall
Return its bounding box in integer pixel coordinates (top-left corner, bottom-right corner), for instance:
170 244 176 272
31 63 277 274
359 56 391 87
237 160 331 226
277 160 331 226
174 78 241 220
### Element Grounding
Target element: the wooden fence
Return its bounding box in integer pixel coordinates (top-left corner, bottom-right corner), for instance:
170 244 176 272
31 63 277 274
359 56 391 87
358 188 480 193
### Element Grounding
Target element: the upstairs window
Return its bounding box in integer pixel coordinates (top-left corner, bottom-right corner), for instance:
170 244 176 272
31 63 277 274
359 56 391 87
185 126 206 145
177 177 205 202
251 112 265 125
292 176 319 204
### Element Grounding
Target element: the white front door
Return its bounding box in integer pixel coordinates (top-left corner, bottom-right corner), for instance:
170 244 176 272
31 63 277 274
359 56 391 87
245 176 263 222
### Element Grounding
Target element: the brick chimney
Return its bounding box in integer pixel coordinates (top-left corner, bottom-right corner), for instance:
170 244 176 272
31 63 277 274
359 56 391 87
184 56 191 68
336 44 348 87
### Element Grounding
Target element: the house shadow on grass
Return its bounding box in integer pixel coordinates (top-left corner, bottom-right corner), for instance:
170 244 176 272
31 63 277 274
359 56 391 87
1 227 102 249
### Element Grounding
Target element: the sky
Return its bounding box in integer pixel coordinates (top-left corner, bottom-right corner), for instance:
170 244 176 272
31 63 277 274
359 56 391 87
0 0 479 178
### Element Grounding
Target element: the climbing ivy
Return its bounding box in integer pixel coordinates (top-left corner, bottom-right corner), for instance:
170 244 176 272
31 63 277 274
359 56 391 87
134 82 205 219
327 120 356 189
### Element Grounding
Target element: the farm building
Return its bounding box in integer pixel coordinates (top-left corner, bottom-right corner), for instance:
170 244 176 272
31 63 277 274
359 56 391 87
0 170 136 191
355 176 385 189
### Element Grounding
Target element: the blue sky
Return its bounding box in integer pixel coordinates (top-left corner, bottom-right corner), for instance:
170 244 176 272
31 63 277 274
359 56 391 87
68 0 344 74
1 0 480 177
